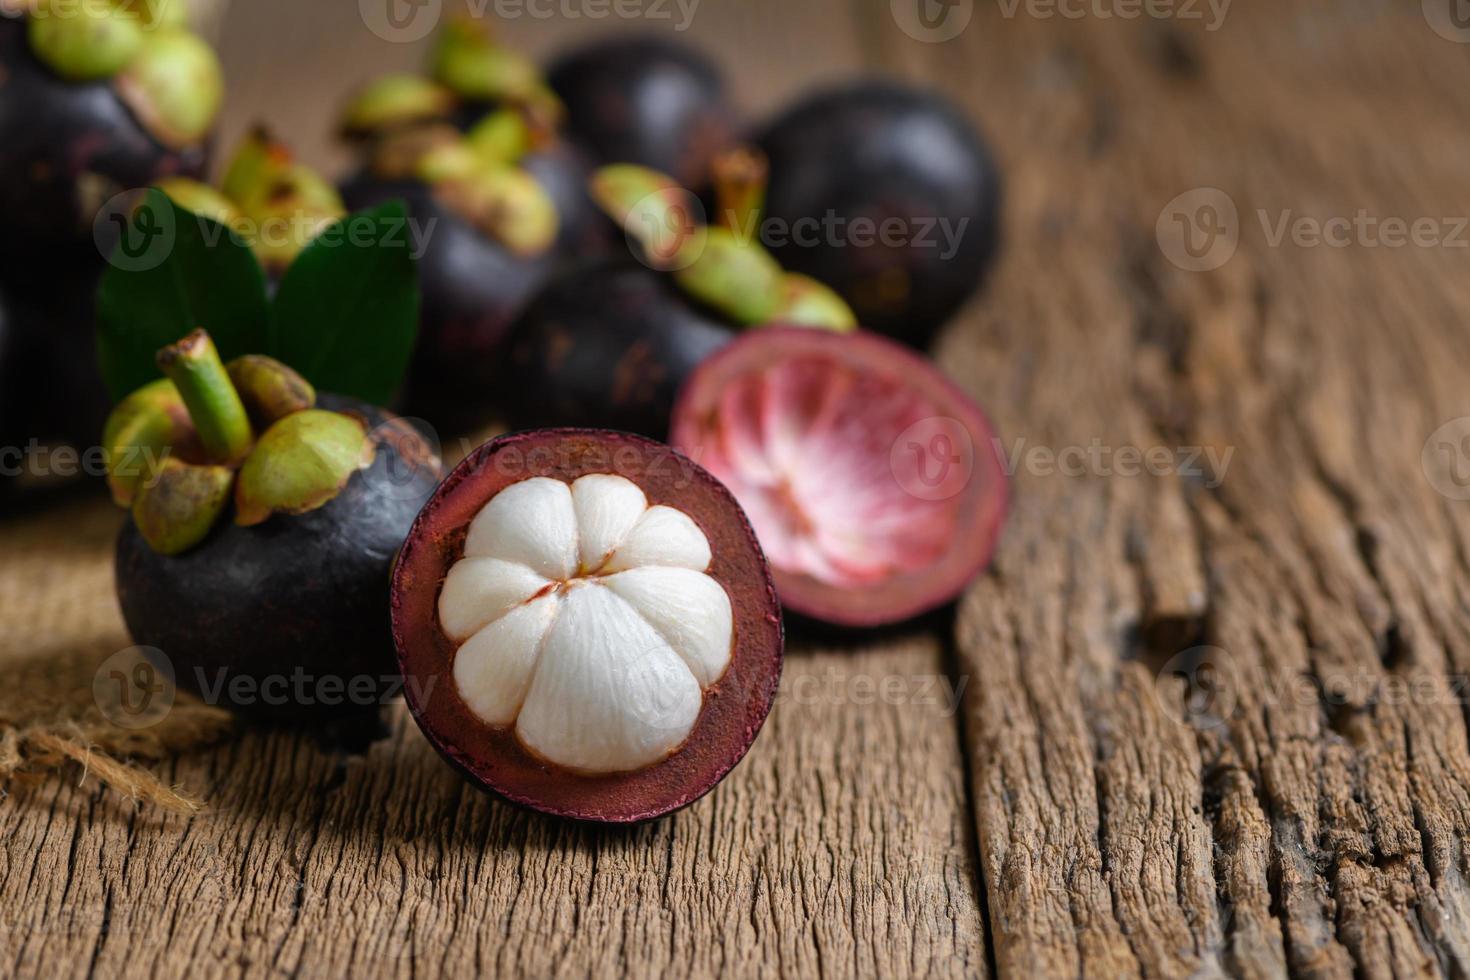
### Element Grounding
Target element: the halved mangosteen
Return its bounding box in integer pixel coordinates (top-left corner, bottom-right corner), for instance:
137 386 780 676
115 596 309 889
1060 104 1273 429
392 428 783 823
670 328 1008 627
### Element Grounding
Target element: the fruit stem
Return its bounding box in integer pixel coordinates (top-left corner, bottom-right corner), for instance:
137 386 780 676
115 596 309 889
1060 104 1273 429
711 148 768 238
156 329 253 465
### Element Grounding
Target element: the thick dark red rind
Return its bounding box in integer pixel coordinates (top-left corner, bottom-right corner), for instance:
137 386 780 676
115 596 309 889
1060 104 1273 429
391 428 784 823
670 328 1010 628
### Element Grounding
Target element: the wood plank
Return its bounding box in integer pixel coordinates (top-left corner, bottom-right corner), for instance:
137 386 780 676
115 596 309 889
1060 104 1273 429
856 2 1470 976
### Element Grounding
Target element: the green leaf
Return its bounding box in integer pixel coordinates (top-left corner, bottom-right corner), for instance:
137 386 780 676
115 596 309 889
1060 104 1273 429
267 201 420 406
96 189 271 400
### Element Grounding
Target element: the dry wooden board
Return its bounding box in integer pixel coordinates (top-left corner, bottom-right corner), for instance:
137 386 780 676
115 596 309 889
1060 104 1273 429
7 0 1470 977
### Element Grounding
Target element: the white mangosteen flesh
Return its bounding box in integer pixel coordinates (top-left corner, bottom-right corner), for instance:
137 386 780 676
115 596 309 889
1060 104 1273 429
437 474 734 775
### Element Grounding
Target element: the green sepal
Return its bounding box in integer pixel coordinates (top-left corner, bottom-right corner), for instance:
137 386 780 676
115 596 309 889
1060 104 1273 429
767 273 858 332
102 377 196 506
341 74 456 138
131 457 235 555
115 27 223 148
234 410 371 527
674 227 784 325
28 2 144 80
227 355 316 428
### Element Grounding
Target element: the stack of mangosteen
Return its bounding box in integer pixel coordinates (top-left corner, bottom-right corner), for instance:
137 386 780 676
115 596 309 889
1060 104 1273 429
0 0 224 500
6 10 1010 823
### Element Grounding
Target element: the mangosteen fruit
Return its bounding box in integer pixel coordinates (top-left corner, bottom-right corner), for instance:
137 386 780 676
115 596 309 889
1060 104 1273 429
547 35 738 190
670 327 1008 627
156 128 346 283
757 82 1002 347
502 162 856 438
338 30 605 430
392 428 783 822
109 330 442 716
0 4 222 257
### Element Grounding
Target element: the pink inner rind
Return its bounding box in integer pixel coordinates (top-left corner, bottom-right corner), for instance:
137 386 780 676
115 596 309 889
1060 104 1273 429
673 328 1008 626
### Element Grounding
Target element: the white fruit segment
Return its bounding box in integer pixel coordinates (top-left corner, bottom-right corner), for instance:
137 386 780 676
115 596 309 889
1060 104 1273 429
438 475 734 774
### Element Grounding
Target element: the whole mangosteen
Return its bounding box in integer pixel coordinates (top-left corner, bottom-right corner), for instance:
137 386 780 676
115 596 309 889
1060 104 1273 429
391 427 784 822
0 3 223 258
337 25 605 430
108 330 442 717
757 82 1002 347
502 160 856 438
547 34 738 190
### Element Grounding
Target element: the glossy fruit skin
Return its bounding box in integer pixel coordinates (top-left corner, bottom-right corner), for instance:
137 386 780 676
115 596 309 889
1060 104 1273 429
503 259 735 438
341 144 603 430
757 83 1001 347
548 36 737 189
670 327 1009 627
115 397 441 718
0 16 209 257
391 428 784 823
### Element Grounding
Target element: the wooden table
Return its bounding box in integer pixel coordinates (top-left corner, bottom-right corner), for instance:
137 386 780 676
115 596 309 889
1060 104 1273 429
6 0 1470 976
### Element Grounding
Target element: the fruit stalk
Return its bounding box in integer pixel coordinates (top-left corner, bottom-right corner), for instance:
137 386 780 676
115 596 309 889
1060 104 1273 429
711 148 768 237
155 329 253 464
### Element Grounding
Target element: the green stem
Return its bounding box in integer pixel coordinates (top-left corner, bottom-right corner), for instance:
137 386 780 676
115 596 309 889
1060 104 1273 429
156 329 253 464
711 148 768 237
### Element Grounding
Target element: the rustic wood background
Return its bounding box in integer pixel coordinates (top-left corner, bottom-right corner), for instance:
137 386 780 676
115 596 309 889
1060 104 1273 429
5 0 1470 976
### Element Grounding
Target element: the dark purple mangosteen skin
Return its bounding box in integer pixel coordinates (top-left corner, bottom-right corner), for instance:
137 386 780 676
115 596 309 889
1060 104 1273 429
547 36 737 190
502 258 735 439
0 16 209 256
757 82 1002 348
340 145 604 430
114 397 441 718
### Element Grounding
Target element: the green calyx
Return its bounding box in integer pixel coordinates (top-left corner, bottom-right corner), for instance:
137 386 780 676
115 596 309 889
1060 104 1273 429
167 130 345 273
431 18 544 105
103 329 377 556
114 27 223 148
591 162 859 332
434 163 558 257
367 116 558 257
234 410 370 527
341 74 457 139
27 3 145 80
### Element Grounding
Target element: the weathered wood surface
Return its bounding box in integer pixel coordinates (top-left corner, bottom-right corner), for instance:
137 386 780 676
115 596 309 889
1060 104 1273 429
4 0 1470 977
